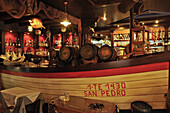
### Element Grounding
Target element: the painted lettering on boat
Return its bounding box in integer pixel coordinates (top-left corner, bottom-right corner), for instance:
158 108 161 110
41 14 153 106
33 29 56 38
84 82 126 97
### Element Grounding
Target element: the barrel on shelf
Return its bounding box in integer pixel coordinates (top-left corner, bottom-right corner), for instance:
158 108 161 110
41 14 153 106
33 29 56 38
80 43 98 61
50 49 58 59
59 46 80 66
48 48 59 67
98 45 117 62
125 44 130 54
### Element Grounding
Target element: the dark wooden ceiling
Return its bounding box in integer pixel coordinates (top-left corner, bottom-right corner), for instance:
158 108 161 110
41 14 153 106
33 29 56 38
41 0 170 27
1 0 170 33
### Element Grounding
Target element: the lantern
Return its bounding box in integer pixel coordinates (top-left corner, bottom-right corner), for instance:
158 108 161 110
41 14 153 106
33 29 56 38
61 27 66 32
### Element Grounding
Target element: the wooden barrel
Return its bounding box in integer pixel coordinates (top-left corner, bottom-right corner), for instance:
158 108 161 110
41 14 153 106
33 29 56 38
59 46 79 62
51 49 57 59
125 44 130 54
80 44 98 60
98 45 117 61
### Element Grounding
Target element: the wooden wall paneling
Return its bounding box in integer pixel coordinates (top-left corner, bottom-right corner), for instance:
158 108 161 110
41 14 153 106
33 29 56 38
0 30 5 54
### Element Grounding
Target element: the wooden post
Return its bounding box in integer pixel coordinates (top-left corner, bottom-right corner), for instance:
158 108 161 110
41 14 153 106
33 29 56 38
0 30 5 54
51 31 53 48
18 32 24 53
110 31 114 48
147 31 150 51
129 7 135 53
164 26 169 51
78 32 81 48
36 35 39 49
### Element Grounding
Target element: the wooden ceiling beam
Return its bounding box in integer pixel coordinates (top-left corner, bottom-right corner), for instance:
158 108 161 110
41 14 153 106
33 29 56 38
4 15 39 24
0 12 13 20
87 0 96 6
42 19 60 24
110 15 170 25
18 22 30 26
144 21 170 27
44 23 61 27
88 0 121 6
94 24 129 32
96 0 121 6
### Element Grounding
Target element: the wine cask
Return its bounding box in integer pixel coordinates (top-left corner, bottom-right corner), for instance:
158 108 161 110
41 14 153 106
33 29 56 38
125 44 130 54
59 46 80 66
50 49 57 59
80 44 98 60
98 45 117 61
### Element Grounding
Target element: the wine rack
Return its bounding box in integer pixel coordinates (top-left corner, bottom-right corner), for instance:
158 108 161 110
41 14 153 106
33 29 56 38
114 33 130 47
53 34 62 50
5 32 21 52
23 33 35 55
37 35 48 56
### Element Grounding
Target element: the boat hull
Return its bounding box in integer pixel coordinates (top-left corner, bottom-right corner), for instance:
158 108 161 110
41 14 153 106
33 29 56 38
0 62 169 110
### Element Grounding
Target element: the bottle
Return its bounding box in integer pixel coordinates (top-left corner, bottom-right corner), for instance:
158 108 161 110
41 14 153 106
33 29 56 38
25 60 29 67
12 40 15 46
41 41 44 47
18 38 21 47
65 39 69 46
31 40 33 47
54 40 57 47
25 41 27 47
9 39 11 46
39 41 41 47
45 41 47 47
5 40 8 46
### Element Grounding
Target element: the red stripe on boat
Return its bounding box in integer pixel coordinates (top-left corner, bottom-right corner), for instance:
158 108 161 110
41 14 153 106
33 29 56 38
1 62 169 78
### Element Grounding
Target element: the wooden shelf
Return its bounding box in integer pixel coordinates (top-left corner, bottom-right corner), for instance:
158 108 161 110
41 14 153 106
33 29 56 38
150 45 163 47
114 40 130 41
132 27 149 32
114 46 126 48
5 46 16 47
39 46 48 48
132 41 144 44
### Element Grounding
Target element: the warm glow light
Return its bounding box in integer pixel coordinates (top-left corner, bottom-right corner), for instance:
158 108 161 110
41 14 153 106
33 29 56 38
58 34 61 36
28 26 33 32
103 17 107 21
119 27 124 30
117 25 120 27
60 21 71 27
29 20 32 23
61 27 66 32
9 30 13 33
103 11 107 21
154 24 158 27
155 20 159 24
60 2 71 27
142 22 144 25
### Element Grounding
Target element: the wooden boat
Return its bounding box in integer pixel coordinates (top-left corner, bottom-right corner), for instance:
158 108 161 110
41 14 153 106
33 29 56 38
0 51 170 111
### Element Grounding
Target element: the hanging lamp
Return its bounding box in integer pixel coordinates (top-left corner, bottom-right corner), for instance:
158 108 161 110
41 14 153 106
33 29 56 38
60 2 71 27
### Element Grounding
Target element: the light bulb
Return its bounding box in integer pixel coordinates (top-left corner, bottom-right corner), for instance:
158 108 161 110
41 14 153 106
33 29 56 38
60 21 71 27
